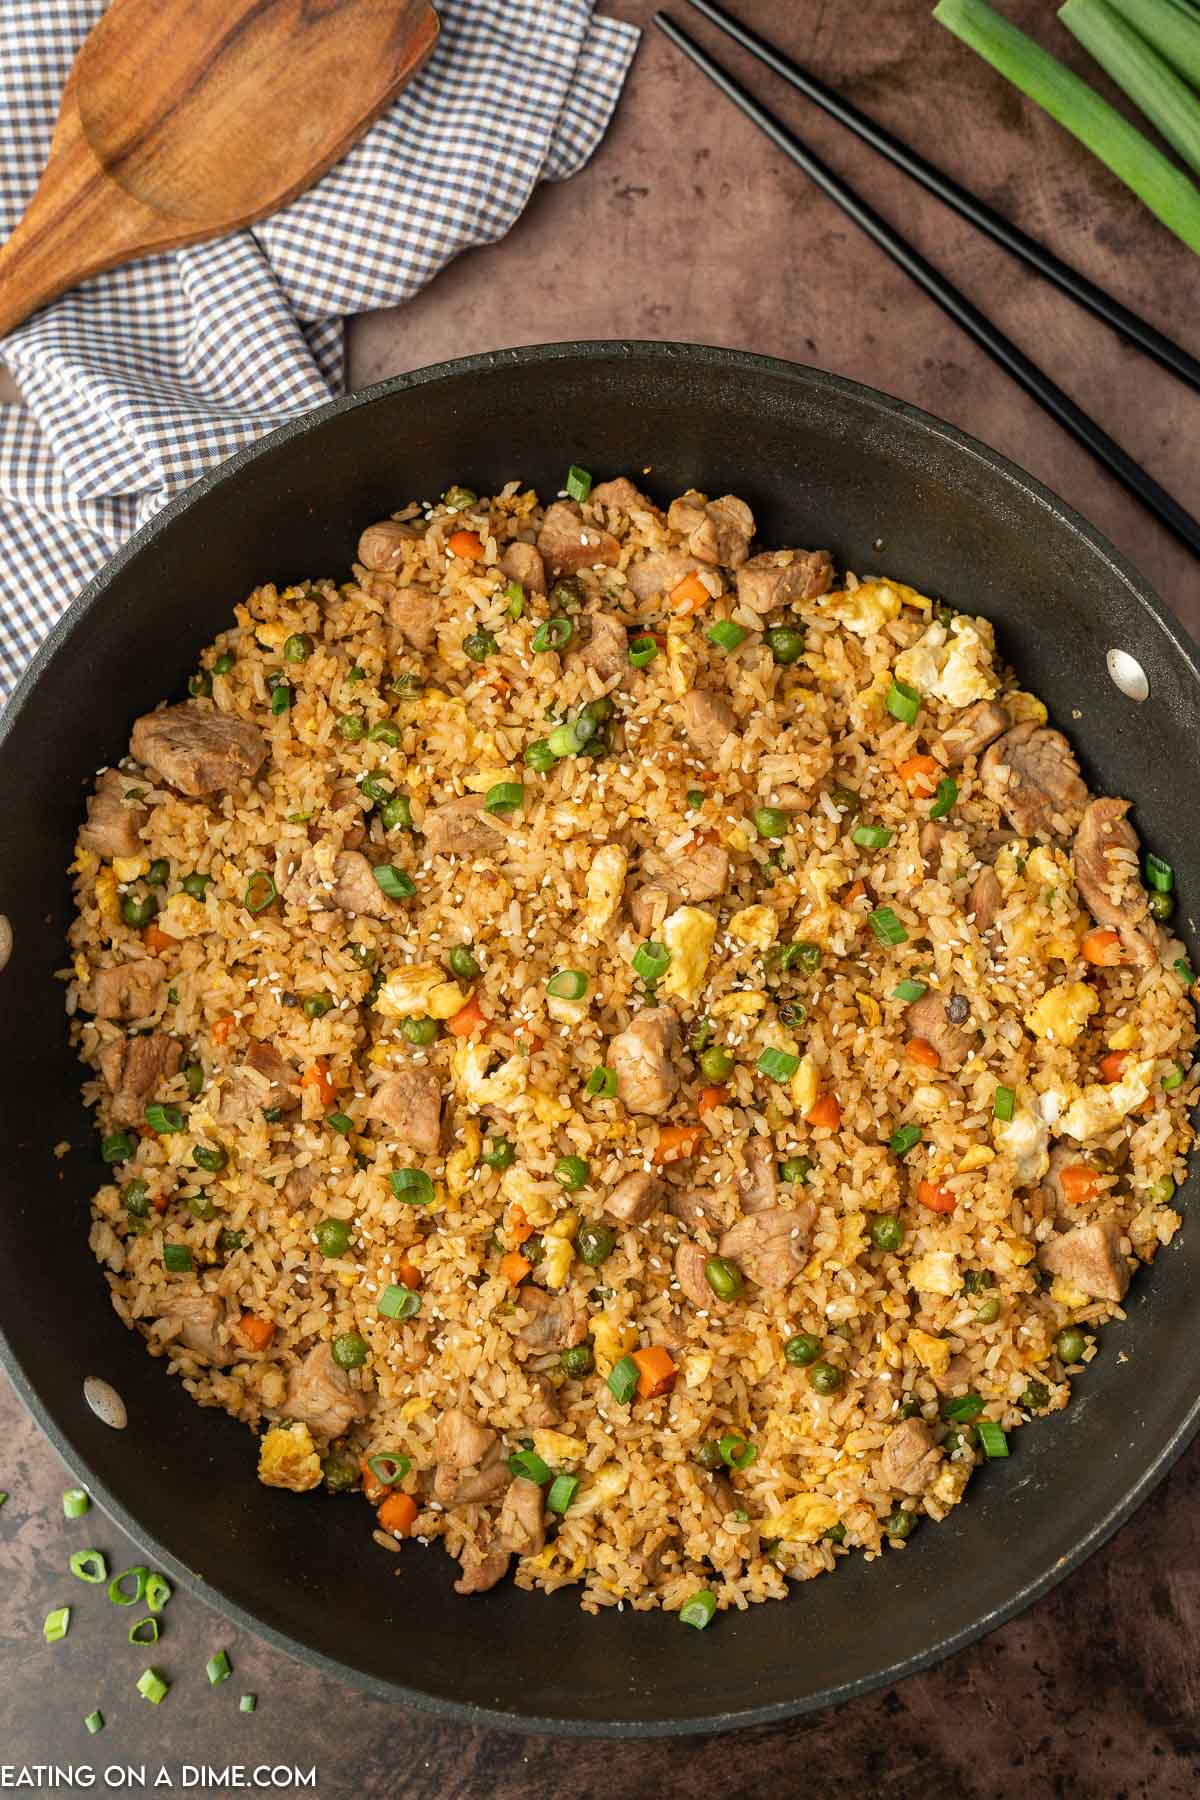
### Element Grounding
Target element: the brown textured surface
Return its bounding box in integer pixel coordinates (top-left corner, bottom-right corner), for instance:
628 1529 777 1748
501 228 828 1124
4 0 1200 1791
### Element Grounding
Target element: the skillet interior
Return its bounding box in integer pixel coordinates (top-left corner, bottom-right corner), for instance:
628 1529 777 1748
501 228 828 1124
1 342 1198 1734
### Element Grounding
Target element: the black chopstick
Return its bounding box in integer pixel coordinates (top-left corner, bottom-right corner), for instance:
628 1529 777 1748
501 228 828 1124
654 12 1200 558
684 0 1200 399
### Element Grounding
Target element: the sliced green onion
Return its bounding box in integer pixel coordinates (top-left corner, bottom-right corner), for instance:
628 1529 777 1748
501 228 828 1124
1144 852 1175 893
1174 957 1195 985
869 905 908 945
144 1102 184 1134
443 484 476 512
756 1046 800 1082
372 864 416 901
718 1432 757 1470
206 1649 232 1686
889 1124 922 1157
929 777 958 820
776 940 822 974
853 823 894 850
1163 1063 1186 1091
378 1283 422 1320
508 1447 554 1485
679 1589 718 1630
270 682 292 715
368 722 401 746
137 1668 169 1705
1103 0 1200 89
62 1487 89 1519
188 670 213 698
464 630 498 664
192 1143 228 1173
129 1616 159 1646
547 968 589 1000
69 1549 107 1583
484 781 524 815
239 1695 257 1714
326 1111 353 1136
1060 0 1200 181
566 464 593 502
554 1155 590 1191
184 1062 204 1098
43 1607 70 1643
367 1452 412 1485
505 580 525 620
941 1392 985 1422
525 736 559 773
244 870 277 914
934 0 1200 255
885 679 921 724
101 1131 134 1165
546 1473 579 1515
633 940 671 983
84 1711 104 1734
629 634 660 667
389 1168 434 1207
548 720 587 758
163 1244 193 1273
586 1066 618 1097
686 788 706 808
532 618 574 654
109 1565 149 1607
707 620 749 652
145 1573 172 1613
893 979 928 1003
993 1085 1016 1122
976 1418 1009 1459
607 1353 639 1405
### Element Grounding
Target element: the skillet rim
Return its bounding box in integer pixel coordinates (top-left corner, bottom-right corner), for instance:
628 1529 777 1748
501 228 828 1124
2 338 1199 1737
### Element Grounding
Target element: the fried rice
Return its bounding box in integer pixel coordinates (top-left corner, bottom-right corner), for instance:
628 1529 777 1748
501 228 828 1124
65 470 1197 1616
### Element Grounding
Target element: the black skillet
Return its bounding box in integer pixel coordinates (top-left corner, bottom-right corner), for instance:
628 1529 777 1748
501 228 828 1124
1 342 1197 1735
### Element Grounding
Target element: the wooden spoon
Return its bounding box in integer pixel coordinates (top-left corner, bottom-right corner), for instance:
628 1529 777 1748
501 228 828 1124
0 0 440 339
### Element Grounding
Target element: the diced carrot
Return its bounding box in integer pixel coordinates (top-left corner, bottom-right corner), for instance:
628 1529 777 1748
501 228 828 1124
360 1456 388 1504
1058 1164 1101 1206
669 571 711 616
377 1492 419 1537
395 1257 422 1290
301 1056 337 1108
1098 1051 1127 1083
896 754 939 798
917 1178 955 1214
691 830 720 849
447 993 489 1037
237 1313 276 1352
632 1345 676 1399
447 529 483 561
842 879 867 909
697 1085 730 1118
499 1250 532 1287
1082 928 1124 967
653 1123 706 1164
508 1204 533 1247
906 1036 941 1069
142 922 174 954
151 1192 169 1214
211 1013 236 1046
806 1092 842 1130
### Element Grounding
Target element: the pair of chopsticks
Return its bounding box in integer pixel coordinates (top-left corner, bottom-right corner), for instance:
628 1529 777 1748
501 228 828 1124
655 0 1200 556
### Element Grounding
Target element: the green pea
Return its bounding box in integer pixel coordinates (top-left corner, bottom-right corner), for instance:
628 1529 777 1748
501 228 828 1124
212 652 235 676
884 1510 918 1541
321 1453 359 1493
699 1045 734 1082
1149 1175 1176 1205
764 625 806 665
689 1019 715 1054
181 872 212 901
186 1192 216 1222
942 1425 977 1456
121 893 157 928
807 1361 843 1396
188 671 212 698
315 1218 352 1258
1148 890 1174 921
869 1215 904 1252
399 1016 439 1046
449 945 480 982
184 1063 204 1098
381 794 413 831
1021 1380 1051 1411
753 805 789 839
693 1441 724 1472
145 859 170 887
330 1332 368 1370
962 1268 996 1295
575 1222 616 1267
1055 1326 1089 1365
464 631 498 663
336 715 365 741
784 1333 821 1366
303 994 334 1020
481 1135 514 1170
284 633 312 663
974 1296 1001 1325
704 1256 744 1300
829 785 860 817
549 576 583 611
219 1228 246 1253
780 1157 812 1185
561 1342 594 1378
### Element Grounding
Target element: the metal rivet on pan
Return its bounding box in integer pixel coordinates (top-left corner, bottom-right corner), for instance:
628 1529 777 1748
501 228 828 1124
84 1376 128 1430
1106 648 1149 702
0 914 10 973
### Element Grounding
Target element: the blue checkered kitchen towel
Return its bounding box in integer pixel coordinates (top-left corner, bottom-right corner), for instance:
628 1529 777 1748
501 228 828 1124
0 0 639 705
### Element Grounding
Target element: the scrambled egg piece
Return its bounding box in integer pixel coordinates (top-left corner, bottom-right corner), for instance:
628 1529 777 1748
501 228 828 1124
1025 980 1099 1047
816 579 905 636
1050 1275 1091 1309
450 1040 526 1111
94 867 121 924
583 843 628 936
930 1459 972 1508
957 1144 994 1173
539 1210 578 1288
112 855 149 883
712 990 766 1018
762 1494 841 1545
445 1121 481 1200
660 906 716 1004
727 905 778 952
893 617 997 708
791 1052 820 1118
376 963 466 1021
592 1313 637 1375
1108 1021 1140 1051
908 1250 961 1297
684 1350 713 1389
1006 690 1048 725
570 1463 628 1518
532 1429 586 1465
1060 1059 1154 1140
258 1422 322 1493
908 1328 951 1377
159 892 209 939
723 824 751 854
992 1103 1050 1184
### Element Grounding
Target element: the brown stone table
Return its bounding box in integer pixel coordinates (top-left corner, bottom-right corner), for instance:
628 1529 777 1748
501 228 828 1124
3 1 1199 1792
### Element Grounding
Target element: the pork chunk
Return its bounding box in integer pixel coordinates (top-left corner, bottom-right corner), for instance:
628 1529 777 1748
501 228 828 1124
578 611 629 683
1073 797 1161 969
284 1343 370 1440
919 821 946 879
632 845 729 932
719 1204 815 1291
626 551 705 603
936 699 1011 767
906 989 975 1071
675 1239 716 1308
497 1477 547 1558
967 865 1002 935
536 501 620 577
604 1170 662 1226
98 1031 182 1126
879 1417 943 1495
423 795 510 859
217 1041 300 1123
80 770 149 859
668 491 755 568
434 1407 509 1504
681 689 739 758
515 1286 588 1352
1040 1219 1130 1302
130 704 267 797
357 518 421 573
610 1007 679 1117
160 1294 232 1365
389 584 437 651
276 846 406 921
980 721 1088 839
453 1525 511 1596
85 958 166 1022
500 540 547 595
590 477 653 515
369 1068 441 1154
666 1188 727 1234
736 548 833 615
737 1137 777 1214
525 1372 562 1428
283 1162 322 1207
